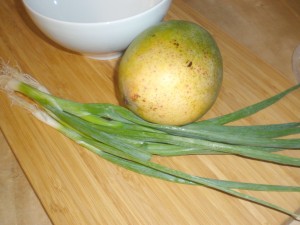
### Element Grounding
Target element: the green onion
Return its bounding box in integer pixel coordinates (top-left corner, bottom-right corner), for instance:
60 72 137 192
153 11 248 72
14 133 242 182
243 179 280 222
1 64 300 220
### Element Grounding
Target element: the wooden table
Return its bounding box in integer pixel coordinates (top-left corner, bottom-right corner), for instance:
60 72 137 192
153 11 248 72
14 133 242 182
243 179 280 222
1 0 300 224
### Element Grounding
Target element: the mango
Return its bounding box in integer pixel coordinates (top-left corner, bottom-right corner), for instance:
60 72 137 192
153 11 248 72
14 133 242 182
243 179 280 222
118 20 223 125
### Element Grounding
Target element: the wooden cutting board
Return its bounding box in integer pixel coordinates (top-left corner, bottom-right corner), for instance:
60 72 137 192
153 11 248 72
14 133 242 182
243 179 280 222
0 0 299 224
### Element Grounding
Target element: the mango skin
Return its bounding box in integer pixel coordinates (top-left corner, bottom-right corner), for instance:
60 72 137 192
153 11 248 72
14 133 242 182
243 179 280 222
118 20 223 125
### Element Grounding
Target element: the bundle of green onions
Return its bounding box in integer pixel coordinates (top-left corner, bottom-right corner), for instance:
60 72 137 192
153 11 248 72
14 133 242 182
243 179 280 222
1 64 300 219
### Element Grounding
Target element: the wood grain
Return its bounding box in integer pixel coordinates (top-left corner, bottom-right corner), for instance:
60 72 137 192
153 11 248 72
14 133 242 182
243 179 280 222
185 0 300 83
0 129 52 225
0 0 300 224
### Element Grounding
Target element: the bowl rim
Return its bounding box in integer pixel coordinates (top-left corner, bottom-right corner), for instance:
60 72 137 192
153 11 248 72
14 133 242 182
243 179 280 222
22 0 171 25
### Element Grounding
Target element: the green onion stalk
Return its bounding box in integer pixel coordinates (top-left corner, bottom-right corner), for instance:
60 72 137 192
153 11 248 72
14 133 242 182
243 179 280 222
1 63 300 219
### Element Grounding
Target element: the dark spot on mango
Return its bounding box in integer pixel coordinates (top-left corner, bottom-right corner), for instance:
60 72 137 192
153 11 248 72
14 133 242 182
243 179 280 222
186 61 193 67
172 39 179 48
131 93 140 101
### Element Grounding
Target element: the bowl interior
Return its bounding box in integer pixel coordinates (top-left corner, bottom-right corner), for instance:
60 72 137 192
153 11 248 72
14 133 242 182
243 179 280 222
23 0 164 23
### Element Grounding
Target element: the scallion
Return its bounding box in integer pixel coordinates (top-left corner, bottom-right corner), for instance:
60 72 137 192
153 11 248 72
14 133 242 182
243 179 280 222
1 64 299 220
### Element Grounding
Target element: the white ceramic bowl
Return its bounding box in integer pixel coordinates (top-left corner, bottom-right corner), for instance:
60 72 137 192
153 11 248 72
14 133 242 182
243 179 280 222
22 0 172 60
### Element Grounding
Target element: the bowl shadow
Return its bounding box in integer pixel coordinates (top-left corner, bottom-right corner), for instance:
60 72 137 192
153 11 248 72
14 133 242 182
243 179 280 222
14 0 79 56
